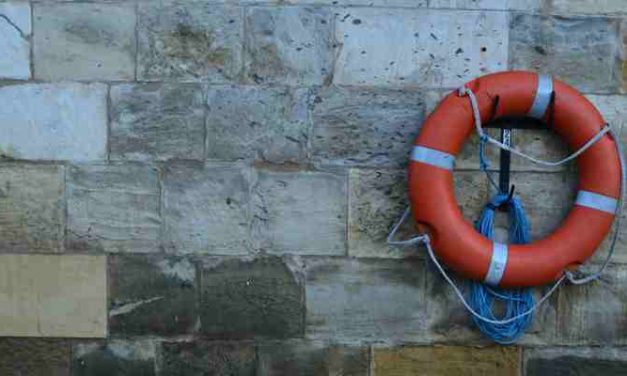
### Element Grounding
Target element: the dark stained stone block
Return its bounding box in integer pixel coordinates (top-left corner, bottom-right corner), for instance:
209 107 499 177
524 347 627 376
0 338 70 376
73 340 155 376
159 341 256 376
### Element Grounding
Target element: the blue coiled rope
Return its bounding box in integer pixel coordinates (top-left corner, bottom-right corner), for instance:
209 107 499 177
469 137 535 344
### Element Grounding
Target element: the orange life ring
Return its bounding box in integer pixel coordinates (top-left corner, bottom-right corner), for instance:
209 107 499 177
408 71 621 288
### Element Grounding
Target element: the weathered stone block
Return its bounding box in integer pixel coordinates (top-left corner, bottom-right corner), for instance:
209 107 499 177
557 264 627 344
0 339 70 376
160 341 256 376
257 340 369 376
245 7 334 85
0 83 107 161
509 14 621 93
200 256 305 339
553 0 627 15
109 255 198 335
311 86 424 167
333 9 508 88
33 3 135 80
251 170 346 255
67 164 160 253
505 129 570 172
73 340 155 376
288 0 427 5
0 164 64 253
0 254 106 337
524 347 627 376
162 162 251 254
430 0 543 10
110 84 205 162
373 346 520 376
138 3 242 82
0 2 30 79
206 85 311 163
305 258 427 342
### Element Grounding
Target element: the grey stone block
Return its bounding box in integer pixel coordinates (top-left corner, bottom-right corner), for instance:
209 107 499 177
109 255 198 335
0 164 64 253
524 347 627 376
0 339 70 376
33 3 135 80
200 256 305 339
509 14 621 93
73 340 156 376
110 83 205 162
257 340 369 376
251 170 346 255
137 3 242 82
311 86 424 167
66 164 160 253
160 341 256 376
162 162 251 255
206 85 311 163
305 258 427 342
244 6 334 85
0 3 30 79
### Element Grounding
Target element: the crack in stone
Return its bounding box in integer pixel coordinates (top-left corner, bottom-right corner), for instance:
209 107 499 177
0 14 28 40
109 296 164 317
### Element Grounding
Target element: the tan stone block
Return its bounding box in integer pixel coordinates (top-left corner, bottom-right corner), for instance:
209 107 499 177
0 254 107 338
373 346 520 376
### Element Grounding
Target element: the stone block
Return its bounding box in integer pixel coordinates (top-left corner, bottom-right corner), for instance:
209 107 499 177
0 2 30 79
0 83 107 161
67 164 160 253
0 164 64 253
311 86 424 167
160 341 256 376
245 6 334 85
0 254 106 337
333 9 508 88
206 85 311 163
251 170 346 255
429 0 543 10
288 0 427 5
33 3 135 80
373 346 520 376
200 256 305 339
305 258 427 342
109 255 198 335
524 347 627 376
137 3 242 82
73 340 155 376
509 14 621 93
0 339 70 376
553 0 627 15
257 340 369 376
110 83 205 162
162 162 251 254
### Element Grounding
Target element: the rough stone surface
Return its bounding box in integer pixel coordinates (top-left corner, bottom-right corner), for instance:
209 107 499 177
110 83 205 161
289 0 427 5
0 254 106 337
333 9 508 88
33 3 135 80
0 83 107 161
162 162 251 254
311 86 424 167
200 256 304 339
0 164 64 253
524 347 627 376
160 341 256 376
430 0 543 10
509 14 621 93
0 339 70 376
67 164 160 253
552 0 627 14
558 264 627 345
0 2 30 79
138 3 242 82
252 170 346 255
373 346 520 376
305 258 427 342
206 85 311 163
109 255 198 335
245 7 334 85
257 340 369 376
73 340 155 376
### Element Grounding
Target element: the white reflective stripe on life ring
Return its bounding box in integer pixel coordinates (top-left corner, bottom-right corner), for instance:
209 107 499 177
575 190 618 215
410 146 455 170
528 74 553 119
484 242 508 286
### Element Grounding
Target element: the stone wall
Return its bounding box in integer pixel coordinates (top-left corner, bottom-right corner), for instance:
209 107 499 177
0 0 626 375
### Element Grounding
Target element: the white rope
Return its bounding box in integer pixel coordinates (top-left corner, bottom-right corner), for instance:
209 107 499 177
386 206 426 246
